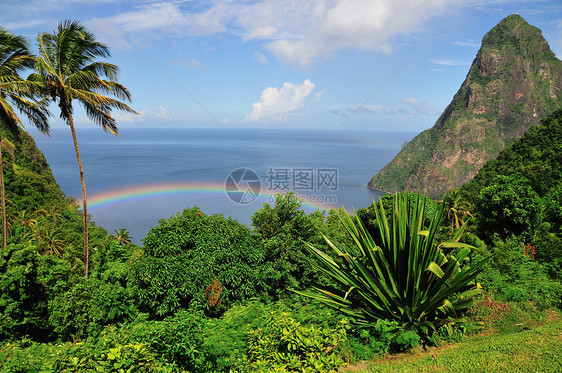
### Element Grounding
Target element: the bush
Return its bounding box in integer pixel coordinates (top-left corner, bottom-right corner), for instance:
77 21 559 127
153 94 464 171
348 320 420 360
251 193 326 299
242 310 348 372
49 277 136 341
129 207 263 317
475 174 543 242
117 308 206 372
198 299 343 371
0 244 59 341
479 237 562 309
0 337 176 372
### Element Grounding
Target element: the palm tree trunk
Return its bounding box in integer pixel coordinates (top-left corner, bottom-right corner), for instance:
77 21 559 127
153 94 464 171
68 116 89 277
0 136 6 250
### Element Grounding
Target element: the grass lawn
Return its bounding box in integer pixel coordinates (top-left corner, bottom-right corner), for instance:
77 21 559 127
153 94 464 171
345 319 562 372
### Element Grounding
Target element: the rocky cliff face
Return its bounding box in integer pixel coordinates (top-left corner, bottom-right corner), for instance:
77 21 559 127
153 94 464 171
368 14 562 198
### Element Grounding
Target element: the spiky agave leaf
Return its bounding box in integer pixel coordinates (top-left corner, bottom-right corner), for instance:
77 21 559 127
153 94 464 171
297 193 488 334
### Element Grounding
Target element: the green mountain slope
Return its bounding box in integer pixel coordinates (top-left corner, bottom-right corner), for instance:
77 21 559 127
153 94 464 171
368 14 562 198
1 124 64 214
460 107 562 201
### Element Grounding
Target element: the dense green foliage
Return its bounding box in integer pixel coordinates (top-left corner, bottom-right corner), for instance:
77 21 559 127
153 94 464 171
298 193 486 342
251 192 327 297
475 174 543 241
130 207 263 317
1 126 63 213
458 108 562 288
243 311 348 372
0 20 561 373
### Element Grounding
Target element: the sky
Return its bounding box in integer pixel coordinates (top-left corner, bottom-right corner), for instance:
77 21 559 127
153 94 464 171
1 0 562 132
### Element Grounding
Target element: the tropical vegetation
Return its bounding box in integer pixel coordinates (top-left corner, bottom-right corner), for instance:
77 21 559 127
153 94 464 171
0 27 49 249
31 20 137 277
0 19 560 372
297 193 487 343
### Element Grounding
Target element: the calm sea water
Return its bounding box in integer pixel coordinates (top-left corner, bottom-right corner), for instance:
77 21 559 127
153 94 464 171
30 128 416 244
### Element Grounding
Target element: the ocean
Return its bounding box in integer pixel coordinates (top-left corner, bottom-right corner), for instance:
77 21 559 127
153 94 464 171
29 127 416 244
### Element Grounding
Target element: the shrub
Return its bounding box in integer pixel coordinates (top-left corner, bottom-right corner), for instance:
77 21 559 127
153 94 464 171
242 311 348 372
0 337 175 373
251 193 326 299
0 244 60 341
348 320 420 360
49 277 136 340
129 208 263 317
298 193 488 343
475 174 543 242
479 237 562 309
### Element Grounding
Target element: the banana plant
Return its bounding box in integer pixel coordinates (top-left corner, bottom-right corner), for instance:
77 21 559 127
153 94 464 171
296 193 487 338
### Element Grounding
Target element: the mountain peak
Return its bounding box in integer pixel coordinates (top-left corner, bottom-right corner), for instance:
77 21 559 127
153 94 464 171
368 15 562 198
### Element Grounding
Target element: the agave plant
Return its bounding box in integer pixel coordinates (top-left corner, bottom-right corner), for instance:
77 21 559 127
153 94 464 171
296 193 487 337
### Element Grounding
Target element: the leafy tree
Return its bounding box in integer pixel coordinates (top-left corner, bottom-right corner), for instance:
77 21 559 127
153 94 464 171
0 27 49 249
129 207 263 318
251 192 325 298
544 182 562 234
297 193 487 342
475 174 543 242
31 20 137 277
49 277 136 341
0 243 71 341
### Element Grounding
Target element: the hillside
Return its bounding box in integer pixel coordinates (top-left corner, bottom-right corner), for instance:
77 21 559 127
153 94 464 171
368 14 562 198
1 125 64 212
461 107 562 201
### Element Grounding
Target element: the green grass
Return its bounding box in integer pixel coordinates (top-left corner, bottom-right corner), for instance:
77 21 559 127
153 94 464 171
345 320 562 372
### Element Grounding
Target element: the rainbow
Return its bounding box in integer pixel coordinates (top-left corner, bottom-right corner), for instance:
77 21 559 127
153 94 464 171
79 181 339 212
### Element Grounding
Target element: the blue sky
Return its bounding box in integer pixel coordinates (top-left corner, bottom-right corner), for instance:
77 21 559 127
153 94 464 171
2 0 562 132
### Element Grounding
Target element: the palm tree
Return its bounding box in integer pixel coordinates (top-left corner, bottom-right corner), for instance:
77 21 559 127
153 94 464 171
113 228 132 246
31 20 137 277
0 27 49 249
444 189 473 232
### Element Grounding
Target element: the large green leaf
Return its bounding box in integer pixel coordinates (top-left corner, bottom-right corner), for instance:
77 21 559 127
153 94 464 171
298 192 487 334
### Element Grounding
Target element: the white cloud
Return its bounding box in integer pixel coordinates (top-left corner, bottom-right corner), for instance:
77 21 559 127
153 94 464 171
431 58 471 66
454 39 480 47
330 97 437 118
402 98 438 116
218 0 451 66
83 0 454 66
314 89 325 102
87 2 189 49
113 109 146 123
245 79 315 122
106 2 187 33
87 17 132 50
156 106 171 120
